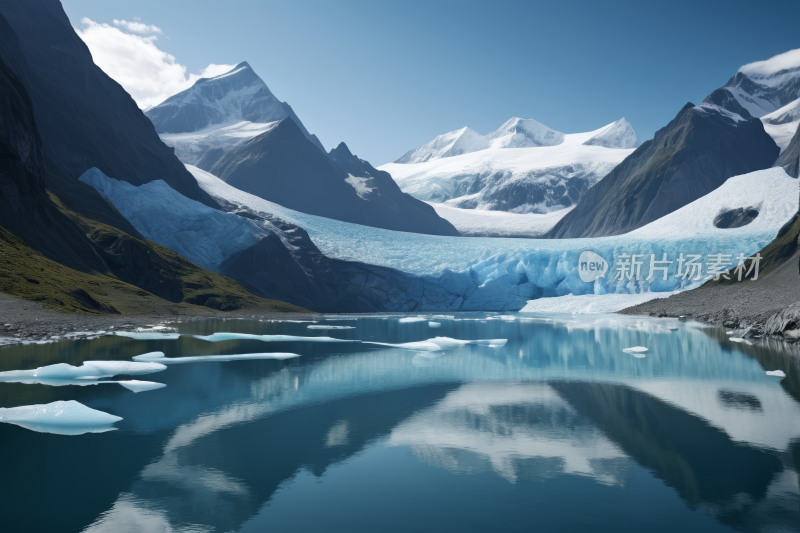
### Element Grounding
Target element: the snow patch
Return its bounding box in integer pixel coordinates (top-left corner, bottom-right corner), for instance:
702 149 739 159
344 175 375 200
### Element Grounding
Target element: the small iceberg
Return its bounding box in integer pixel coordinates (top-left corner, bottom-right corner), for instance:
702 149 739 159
0 360 166 381
366 337 508 352
399 317 428 323
115 332 181 340
193 333 359 344
133 351 301 364
729 337 753 345
766 370 786 378
0 360 167 393
307 325 355 330
428 322 441 328
0 400 122 435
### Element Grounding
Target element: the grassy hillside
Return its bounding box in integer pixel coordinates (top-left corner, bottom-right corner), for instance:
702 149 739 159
0 206 307 315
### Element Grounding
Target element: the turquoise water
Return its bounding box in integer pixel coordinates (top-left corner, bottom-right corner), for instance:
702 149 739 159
0 313 798 532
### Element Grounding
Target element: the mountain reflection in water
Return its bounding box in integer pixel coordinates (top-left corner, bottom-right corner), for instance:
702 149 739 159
0 313 797 532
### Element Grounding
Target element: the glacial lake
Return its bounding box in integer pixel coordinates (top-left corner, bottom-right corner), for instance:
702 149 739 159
0 313 798 532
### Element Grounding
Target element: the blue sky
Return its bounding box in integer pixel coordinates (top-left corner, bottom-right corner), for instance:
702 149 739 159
64 0 800 165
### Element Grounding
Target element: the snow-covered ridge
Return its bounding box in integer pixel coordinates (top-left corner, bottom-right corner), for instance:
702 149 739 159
486 117 565 149
582 118 638 148
393 117 635 166
148 61 285 129
146 62 324 164
739 48 800 79
712 48 800 143
761 98 800 153
160 120 280 165
395 127 489 164
381 120 636 215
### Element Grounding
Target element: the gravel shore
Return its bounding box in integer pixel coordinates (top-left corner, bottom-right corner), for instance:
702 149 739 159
0 292 321 346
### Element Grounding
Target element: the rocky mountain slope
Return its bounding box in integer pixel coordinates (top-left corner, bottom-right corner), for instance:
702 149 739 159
0 0 215 208
206 118 459 235
546 103 779 238
0 1 302 314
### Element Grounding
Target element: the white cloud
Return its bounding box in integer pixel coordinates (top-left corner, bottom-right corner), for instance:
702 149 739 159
75 18 235 109
112 19 162 35
740 48 800 77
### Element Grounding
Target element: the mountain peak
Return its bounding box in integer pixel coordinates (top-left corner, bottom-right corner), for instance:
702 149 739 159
330 142 354 159
486 117 564 148
583 118 638 149
394 127 489 164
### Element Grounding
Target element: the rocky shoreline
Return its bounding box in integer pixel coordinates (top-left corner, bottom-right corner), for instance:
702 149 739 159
0 292 320 347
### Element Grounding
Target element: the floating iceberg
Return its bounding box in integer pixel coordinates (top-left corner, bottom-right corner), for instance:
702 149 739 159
366 337 508 352
0 401 122 435
429 322 442 328
307 325 355 330
766 370 786 378
115 332 182 340
132 352 301 364
398 317 428 323
0 360 166 381
192 333 359 344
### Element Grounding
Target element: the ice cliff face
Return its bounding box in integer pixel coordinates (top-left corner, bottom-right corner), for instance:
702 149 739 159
582 118 638 148
395 127 489 164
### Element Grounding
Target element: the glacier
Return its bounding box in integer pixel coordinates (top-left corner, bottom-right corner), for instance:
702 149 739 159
82 165 798 311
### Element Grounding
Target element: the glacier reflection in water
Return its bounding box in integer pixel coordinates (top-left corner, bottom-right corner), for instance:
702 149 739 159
0 313 798 532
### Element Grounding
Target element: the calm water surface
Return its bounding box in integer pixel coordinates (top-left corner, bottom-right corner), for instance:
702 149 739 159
0 313 799 532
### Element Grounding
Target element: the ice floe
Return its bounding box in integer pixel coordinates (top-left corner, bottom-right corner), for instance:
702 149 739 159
192 333 359 344
429 322 442 328
766 370 786 378
115 332 182 340
0 361 166 381
366 337 508 352
307 325 355 330
0 400 122 435
132 352 301 364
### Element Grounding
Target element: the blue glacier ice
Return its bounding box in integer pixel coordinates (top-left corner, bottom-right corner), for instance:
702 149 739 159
80 166 799 310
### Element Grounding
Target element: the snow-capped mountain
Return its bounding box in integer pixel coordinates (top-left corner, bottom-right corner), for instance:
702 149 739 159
145 62 324 164
485 117 565 148
395 127 489 164
548 103 779 238
380 119 637 234
704 48 800 152
582 118 638 148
